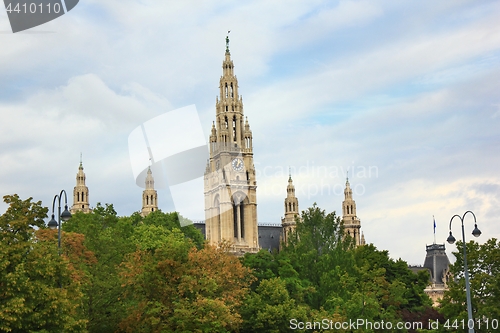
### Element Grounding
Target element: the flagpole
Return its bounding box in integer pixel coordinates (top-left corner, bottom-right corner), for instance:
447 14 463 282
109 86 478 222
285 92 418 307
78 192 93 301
433 215 436 244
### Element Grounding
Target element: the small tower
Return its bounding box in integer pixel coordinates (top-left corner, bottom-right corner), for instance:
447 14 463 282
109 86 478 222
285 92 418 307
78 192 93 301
141 167 158 217
281 172 299 245
71 156 91 214
342 176 362 246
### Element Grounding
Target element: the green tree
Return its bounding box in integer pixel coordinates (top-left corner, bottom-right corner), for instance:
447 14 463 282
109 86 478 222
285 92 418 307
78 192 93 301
282 204 356 309
63 204 135 333
440 239 500 332
119 236 252 332
240 277 310 333
0 194 86 332
141 210 204 248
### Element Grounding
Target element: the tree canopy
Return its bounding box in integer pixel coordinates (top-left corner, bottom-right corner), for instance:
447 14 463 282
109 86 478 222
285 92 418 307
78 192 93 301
3 195 490 332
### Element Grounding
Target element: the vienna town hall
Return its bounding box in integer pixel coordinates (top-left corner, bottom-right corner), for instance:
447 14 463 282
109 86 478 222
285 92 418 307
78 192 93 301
68 37 448 303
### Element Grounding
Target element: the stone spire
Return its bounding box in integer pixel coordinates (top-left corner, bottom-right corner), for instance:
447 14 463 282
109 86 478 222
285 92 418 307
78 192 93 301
342 176 362 246
141 166 158 217
281 171 299 245
71 155 91 214
204 36 259 254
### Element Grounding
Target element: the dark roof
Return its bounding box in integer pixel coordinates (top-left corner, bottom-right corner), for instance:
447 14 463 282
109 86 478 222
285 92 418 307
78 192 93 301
190 221 282 252
423 243 450 285
192 221 206 237
258 225 282 252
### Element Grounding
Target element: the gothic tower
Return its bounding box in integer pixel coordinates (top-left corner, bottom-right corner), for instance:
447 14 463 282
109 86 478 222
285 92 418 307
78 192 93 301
342 177 363 246
71 157 91 214
204 35 259 254
281 173 299 245
141 166 158 217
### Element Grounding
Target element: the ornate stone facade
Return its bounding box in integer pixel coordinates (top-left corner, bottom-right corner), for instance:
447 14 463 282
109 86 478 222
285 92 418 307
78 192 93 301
141 166 158 217
203 36 259 254
281 174 299 245
342 177 364 246
70 158 91 214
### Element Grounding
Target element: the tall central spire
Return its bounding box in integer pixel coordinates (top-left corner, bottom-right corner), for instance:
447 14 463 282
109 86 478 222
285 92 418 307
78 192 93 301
211 34 253 152
204 36 259 254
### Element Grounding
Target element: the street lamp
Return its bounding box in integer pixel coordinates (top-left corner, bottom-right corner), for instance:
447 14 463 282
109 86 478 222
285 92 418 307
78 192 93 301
47 190 72 255
447 211 481 333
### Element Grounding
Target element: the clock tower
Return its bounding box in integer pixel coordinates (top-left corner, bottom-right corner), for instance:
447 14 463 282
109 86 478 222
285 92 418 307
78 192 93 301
204 36 259 254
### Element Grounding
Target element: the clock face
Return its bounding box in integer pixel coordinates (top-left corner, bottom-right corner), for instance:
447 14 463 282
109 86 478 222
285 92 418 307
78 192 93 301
232 158 244 171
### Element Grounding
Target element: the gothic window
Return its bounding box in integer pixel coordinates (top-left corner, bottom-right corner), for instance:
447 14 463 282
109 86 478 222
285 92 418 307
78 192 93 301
230 83 234 97
233 204 238 238
214 196 221 242
293 203 296 211
146 196 149 205
351 205 353 214
224 116 228 129
82 192 84 201
240 203 245 238
225 83 228 98
77 192 80 201
289 202 292 212
226 105 228 112
82 205 84 209
232 116 237 141
347 206 349 214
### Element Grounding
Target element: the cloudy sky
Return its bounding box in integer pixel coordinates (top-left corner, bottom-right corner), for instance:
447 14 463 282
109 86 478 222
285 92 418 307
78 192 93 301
1 0 499 265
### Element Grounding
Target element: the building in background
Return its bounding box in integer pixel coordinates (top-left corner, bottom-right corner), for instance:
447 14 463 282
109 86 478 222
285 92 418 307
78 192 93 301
70 158 91 214
141 166 158 217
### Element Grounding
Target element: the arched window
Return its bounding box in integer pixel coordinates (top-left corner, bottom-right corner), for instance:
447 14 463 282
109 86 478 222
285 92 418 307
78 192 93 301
77 192 80 202
230 83 234 97
225 83 228 98
232 116 237 141
240 203 245 238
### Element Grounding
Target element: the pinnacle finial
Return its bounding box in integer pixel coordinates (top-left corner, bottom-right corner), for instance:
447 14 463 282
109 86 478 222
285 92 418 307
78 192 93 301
79 153 83 169
346 171 349 184
226 31 231 52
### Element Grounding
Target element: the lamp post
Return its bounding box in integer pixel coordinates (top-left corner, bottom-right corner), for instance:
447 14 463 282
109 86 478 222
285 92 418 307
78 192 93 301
47 190 72 255
447 211 481 333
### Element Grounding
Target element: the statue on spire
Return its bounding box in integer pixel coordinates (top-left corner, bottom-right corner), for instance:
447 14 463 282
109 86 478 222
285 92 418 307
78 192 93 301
226 30 231 52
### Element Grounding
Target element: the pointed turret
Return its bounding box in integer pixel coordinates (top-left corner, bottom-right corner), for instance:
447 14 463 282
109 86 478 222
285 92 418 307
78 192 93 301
281 172 299 245
71 155 91 214
141 166 158 217
342 176 362 246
